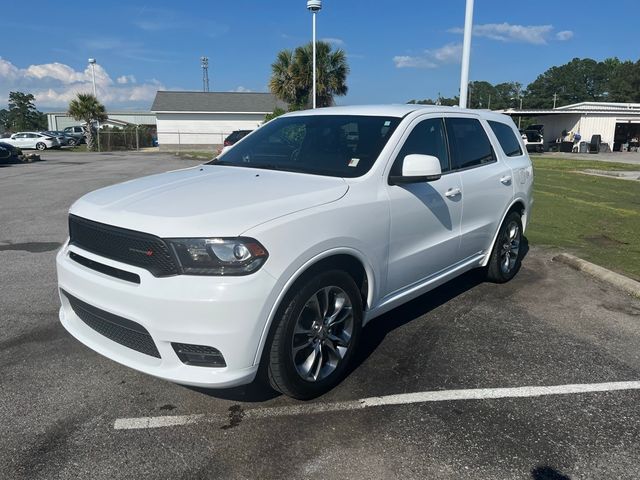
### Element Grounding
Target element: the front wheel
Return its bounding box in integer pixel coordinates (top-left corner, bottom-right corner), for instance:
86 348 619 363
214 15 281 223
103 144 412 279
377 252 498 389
485 211 523 283
267 270 363 399
67 138 77 146
36 142 46 151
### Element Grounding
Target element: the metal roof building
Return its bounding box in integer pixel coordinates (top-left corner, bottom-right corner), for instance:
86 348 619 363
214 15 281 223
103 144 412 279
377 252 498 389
151 91 287 151
502 102 640 152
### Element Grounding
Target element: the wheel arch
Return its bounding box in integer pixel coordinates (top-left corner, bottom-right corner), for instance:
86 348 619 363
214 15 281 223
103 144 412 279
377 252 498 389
252 248 375 366
480 198 527 267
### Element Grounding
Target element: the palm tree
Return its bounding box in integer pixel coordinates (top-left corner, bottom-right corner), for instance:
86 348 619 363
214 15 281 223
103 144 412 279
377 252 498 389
67 93 107 151
269 41 349 109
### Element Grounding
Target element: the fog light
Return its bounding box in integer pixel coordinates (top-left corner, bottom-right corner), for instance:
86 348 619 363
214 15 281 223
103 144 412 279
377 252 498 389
172 343 226 367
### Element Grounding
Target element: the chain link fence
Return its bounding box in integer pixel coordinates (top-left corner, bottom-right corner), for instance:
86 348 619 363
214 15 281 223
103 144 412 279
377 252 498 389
96 125 156 151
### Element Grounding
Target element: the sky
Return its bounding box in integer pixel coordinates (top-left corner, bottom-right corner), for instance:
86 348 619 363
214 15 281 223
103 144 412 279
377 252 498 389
0 0 638 111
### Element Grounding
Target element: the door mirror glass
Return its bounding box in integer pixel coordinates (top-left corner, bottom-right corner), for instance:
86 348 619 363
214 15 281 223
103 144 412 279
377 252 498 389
390 154 442 184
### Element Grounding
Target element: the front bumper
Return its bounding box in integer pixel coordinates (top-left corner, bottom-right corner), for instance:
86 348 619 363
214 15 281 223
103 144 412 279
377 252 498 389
56 241 277 388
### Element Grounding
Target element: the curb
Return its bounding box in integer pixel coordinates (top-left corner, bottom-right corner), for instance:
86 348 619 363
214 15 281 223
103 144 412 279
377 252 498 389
553 253 640 298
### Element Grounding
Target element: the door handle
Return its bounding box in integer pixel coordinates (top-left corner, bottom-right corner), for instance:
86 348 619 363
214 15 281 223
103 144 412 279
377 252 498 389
445 187 461 198
500 175 512 185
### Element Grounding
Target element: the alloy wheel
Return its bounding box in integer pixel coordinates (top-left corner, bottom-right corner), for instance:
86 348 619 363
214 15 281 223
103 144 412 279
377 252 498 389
291 286 354 382
500 221 521 274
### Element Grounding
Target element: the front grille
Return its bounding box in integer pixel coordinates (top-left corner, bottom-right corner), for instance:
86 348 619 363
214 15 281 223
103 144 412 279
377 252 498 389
62 289 161 358
69 251 141 284
68 215 178 277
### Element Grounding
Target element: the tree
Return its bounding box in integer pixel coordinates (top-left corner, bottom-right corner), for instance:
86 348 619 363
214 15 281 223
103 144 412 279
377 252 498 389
269 41 349 109
4 92 47 131
264 107 286 122
67 93 107 151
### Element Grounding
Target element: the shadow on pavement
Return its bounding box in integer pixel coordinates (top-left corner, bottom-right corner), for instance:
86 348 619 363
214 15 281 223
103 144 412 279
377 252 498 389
188 237 529 403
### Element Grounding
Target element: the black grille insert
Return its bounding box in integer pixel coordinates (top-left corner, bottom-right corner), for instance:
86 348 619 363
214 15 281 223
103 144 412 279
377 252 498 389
69 251 141 284
61 289 160 358
172 343 226 367
68 215 178 277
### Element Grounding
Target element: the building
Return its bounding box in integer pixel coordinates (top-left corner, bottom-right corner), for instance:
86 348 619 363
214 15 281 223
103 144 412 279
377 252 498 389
503 102 640 152
151 91 287 151
46 111 156 130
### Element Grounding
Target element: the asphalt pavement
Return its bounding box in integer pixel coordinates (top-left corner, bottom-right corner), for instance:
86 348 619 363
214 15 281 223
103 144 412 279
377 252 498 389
1 151 640 480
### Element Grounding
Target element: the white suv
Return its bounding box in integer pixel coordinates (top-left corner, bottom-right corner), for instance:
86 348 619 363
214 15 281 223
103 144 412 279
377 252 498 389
56 105 533 399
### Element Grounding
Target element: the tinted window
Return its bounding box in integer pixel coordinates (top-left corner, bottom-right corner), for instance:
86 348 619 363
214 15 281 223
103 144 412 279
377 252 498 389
391 118 449 176
488 120 523 157
445 118 495 170
212 115 401 178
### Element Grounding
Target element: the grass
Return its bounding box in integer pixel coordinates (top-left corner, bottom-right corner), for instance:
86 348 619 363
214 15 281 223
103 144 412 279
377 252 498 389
528 155 640 280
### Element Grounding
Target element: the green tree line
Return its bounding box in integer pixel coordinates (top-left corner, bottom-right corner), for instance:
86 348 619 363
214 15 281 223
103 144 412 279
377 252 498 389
408 57 640 109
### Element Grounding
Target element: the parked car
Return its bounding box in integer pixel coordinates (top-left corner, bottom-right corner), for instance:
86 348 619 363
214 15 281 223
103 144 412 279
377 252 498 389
220 129 252 153
1 132 59 150
56 105 533 399
0 142 22 162
42 130 77 146
63 126 86 144
520 124 544 153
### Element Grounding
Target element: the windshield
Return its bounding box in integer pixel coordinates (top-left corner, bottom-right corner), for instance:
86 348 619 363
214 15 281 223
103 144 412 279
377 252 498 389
209 114 401 178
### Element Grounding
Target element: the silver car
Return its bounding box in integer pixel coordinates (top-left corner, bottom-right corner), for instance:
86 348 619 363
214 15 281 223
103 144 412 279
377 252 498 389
1 132 59 150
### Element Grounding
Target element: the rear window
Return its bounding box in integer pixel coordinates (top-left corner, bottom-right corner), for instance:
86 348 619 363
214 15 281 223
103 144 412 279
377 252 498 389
488 120 523 157
445 118 495 170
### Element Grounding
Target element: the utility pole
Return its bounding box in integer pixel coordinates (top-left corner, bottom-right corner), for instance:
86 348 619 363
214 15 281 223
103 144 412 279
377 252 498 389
553 92 558 109
201 56 210 92
487 94 491 110
459 0 474 108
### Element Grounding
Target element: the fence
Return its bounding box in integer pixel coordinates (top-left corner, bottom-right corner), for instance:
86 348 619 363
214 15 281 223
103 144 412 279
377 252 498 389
96 125 156 151
156 131 236 152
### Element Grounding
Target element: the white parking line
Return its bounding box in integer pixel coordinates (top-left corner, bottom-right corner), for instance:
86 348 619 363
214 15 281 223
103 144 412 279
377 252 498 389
113 380 640 430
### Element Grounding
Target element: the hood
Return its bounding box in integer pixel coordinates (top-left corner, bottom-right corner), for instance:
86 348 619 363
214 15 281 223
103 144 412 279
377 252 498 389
69 165 348 238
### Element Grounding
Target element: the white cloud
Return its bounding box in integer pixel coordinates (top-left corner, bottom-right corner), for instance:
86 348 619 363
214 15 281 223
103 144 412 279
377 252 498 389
230 86 253 93
556 30 574 41
393 43 462 69
116 75 137 84
321 37 345 47
449 23 558 45
0 57 163 108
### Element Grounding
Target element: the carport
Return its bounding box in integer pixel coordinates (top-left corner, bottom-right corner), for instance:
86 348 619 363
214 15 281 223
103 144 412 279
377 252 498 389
502 101 640 152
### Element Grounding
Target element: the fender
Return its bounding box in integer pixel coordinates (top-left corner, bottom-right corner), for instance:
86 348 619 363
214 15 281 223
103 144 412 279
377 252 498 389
480 196 528 267
252 246 377 366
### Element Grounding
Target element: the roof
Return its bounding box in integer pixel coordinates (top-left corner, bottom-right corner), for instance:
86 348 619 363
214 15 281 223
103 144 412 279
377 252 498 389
151 91 287 113
501 101 640 117
283 104 512 119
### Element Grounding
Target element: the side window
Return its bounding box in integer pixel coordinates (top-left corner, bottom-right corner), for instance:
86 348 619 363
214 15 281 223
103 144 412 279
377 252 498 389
445 118 495 170
391 118 449 176
488 120 523 157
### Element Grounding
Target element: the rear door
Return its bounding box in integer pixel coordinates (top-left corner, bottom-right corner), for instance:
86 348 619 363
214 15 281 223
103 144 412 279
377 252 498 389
444 116 514 260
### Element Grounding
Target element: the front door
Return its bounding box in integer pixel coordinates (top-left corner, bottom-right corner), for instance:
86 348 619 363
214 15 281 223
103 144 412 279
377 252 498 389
385 117 462 296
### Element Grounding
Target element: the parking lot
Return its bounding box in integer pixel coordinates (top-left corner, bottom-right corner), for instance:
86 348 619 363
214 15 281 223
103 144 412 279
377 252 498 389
2 151 640 479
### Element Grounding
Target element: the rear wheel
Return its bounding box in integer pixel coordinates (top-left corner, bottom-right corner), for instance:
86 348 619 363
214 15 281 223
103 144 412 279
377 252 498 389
485 211 523 283
267 270 362 399
36 142 46 151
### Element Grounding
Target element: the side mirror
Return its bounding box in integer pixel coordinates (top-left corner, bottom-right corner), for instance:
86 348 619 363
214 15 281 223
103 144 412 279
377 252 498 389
389 154 442 185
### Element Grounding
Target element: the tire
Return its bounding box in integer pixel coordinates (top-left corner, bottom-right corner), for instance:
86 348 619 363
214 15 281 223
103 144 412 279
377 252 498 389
267 270 363 399
36 142 46 151
485 211 523 283
67 138 77 146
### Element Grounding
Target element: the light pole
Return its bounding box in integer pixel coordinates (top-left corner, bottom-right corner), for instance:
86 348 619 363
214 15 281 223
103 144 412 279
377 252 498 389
307 0 322 109
88 58 100 151
88 58 97 97
459 0 474 108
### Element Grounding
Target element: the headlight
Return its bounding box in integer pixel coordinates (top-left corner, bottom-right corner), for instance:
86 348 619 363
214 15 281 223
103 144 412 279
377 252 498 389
165 237 268 276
